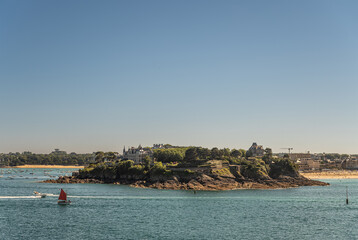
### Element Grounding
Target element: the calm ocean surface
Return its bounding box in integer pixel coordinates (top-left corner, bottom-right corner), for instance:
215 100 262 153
0 168 357 240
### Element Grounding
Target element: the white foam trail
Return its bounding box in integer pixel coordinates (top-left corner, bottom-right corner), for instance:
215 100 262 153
43 193 58 197
69 195 129 199
0 196 41 199
67 196 229 199
0 195 172 200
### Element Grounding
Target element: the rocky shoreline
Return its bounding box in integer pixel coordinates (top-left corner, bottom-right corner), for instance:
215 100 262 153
43 174 329 191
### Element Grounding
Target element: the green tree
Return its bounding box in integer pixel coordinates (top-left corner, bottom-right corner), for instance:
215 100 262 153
211 147 221 159
184 148 199 162
239 149 246 157
143 155 152 170
197 148 211 160
153 148 187 163
230 149 241 158
269 159 298 178
149 162 170 175
105 152 117 161
222 148 231 157
95 151 105 163
262 148 273 164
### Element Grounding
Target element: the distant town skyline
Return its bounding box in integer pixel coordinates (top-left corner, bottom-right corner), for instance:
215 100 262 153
1 142 356 155
1 0 357 154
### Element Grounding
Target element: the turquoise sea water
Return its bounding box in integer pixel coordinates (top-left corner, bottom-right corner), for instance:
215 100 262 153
0 168 357 240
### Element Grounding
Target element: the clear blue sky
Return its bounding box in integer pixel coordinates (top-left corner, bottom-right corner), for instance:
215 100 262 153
1 0 357 154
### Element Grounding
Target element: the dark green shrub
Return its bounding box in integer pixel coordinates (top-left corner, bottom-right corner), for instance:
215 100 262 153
269 159 299 178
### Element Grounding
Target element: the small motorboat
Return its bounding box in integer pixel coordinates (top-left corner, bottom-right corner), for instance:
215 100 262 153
57 189 71 205
34 191 47 198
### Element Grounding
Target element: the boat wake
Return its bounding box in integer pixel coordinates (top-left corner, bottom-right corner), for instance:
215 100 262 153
0 193 58 199
67 196 204 199
44 193 58 197
0 196 42 199
0 195 238 200
0 195 170 200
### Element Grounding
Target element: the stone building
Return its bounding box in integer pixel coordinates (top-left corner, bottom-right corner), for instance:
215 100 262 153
341 156 358 170
122 145 153 164
296 159 320 171
290 153 312 161
248 142 265 157
152 144 164 149
289 152 321 170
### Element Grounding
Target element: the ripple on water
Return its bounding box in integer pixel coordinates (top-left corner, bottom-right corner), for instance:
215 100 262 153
0 171 358 239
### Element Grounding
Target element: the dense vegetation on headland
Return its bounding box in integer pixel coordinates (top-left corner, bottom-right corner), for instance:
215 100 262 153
82 147 298 180
46 146 329 190
0 151 94 166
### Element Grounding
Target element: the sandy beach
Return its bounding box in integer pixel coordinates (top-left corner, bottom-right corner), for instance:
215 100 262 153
9 165 84 169
301 170 358 179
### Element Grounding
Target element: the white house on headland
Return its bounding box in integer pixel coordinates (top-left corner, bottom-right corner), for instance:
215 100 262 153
122 144 161 164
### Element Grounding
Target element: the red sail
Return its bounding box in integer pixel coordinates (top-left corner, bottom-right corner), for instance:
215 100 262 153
58 189 67 201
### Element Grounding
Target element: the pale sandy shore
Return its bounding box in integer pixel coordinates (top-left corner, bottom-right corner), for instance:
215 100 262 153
301 170 358 179
9 165 84 169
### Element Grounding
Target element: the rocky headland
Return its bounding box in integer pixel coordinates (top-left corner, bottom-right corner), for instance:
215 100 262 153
44 174 328 190
44 158 329 190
